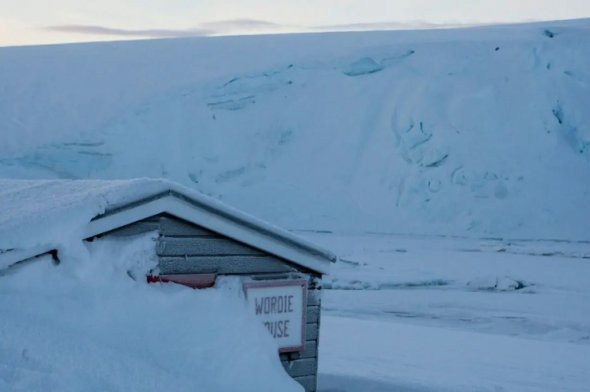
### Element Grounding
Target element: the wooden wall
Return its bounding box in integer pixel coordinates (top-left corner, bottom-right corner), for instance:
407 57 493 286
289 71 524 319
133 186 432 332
107 214 322 392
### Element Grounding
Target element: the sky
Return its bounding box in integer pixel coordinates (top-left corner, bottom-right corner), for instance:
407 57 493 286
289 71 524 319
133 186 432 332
1 0 590 46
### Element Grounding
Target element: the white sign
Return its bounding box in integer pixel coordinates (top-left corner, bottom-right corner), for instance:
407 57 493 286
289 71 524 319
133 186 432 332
243 280 307 352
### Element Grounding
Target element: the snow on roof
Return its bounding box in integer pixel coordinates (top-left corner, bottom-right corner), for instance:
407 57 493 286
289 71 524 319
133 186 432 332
0 178 336 272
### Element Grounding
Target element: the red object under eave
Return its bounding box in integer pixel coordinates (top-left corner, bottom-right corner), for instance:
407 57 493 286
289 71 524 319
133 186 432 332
146 273 217 289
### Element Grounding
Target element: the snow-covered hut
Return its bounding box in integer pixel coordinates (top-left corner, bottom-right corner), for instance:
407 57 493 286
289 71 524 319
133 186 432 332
0 179 335 392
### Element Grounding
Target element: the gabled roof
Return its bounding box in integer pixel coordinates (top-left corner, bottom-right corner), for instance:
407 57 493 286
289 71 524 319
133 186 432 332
0 179 336 274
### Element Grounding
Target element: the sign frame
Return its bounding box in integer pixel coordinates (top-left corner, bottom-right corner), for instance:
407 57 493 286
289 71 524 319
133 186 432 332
243 279 308 353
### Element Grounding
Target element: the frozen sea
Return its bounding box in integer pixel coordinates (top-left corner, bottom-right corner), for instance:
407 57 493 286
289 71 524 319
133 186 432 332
305 233 590 392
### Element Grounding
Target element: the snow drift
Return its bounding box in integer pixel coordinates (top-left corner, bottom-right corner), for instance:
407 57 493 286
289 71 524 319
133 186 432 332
0 233 302 392
0 19 589 239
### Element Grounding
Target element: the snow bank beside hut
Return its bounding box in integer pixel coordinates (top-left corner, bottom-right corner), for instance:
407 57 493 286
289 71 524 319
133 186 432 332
0 179 304 392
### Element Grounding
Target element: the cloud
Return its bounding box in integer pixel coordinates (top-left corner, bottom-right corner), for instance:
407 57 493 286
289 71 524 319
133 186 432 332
314 20 480 32
44 19 487 42
44 19 293 39
45 25 212 38
201 19 288 32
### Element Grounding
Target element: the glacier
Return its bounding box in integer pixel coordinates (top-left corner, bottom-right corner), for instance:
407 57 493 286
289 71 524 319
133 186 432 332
1 19 589 240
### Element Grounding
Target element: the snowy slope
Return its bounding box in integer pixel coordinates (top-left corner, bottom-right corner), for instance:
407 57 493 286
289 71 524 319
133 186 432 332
1 19 589 239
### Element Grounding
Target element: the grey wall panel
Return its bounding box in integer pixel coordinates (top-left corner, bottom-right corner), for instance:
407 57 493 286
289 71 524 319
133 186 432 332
306 306 320 324
293 375 316 392
305 323 319 340
157 237 265 256
307 289 321 306
281 358 317 377
159 216 218 237
105 221 160 237
280 340 317 361
159 256 297 275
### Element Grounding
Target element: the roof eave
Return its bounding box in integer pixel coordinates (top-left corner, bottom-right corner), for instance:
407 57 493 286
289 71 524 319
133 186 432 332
86 193 334 274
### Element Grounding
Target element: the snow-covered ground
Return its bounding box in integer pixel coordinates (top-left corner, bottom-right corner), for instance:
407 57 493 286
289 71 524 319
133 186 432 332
0 233 302 392
305 232 590 391
3 229 588 391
